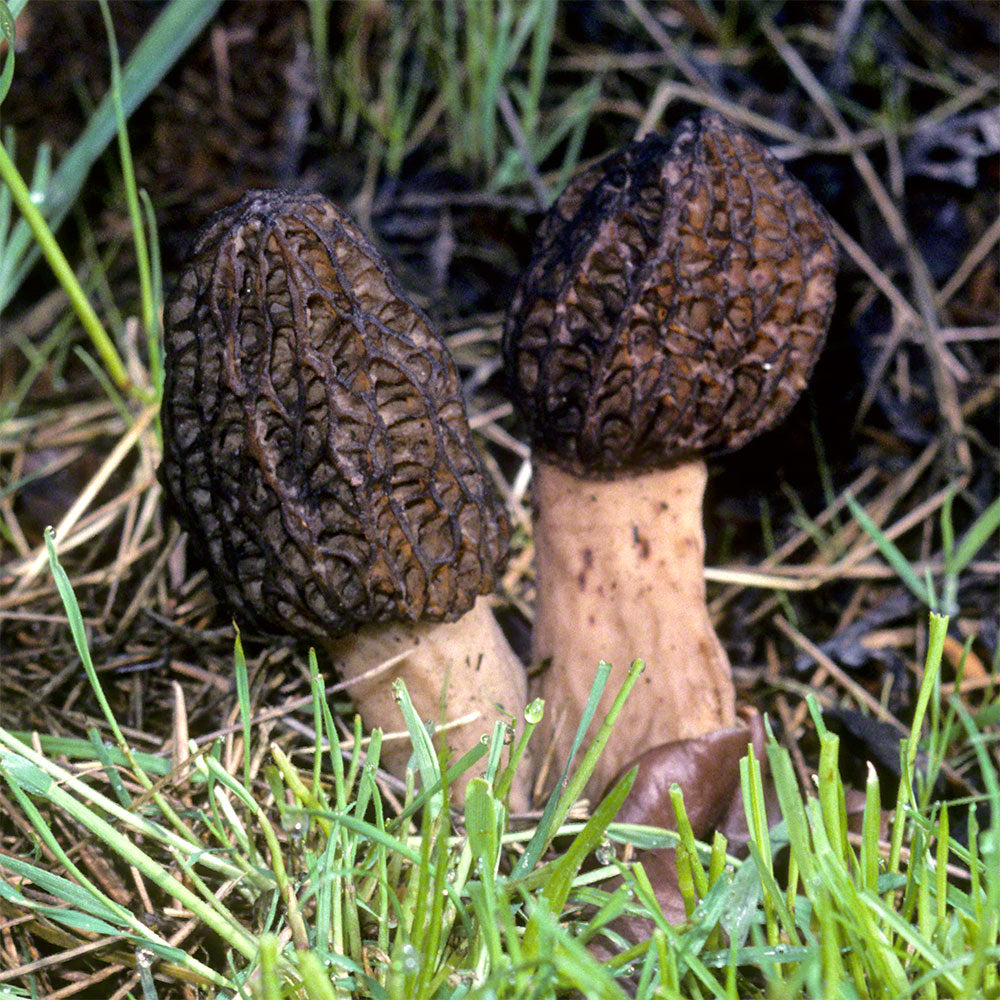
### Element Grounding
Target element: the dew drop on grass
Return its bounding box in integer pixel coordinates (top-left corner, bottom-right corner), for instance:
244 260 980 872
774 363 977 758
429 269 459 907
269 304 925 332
398 943 421 974
283 814 306 839
595 838 615 865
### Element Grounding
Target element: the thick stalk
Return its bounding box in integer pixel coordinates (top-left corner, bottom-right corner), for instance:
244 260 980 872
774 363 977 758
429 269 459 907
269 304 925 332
324 596 531 809
530 459 736 799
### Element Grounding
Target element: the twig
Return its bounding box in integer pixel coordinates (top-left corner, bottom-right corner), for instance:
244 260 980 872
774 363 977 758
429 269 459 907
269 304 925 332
709 465 880 617
760 18 971 469
497 86 550 210
773 614 909 734
885 0 999 87
10 405 157 592
936 212 1000 309
621 0 714 92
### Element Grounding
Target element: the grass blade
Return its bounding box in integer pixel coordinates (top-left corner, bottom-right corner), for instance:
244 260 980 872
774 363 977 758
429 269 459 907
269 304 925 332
0 1 14 105
950 495 1000 574
846 492 933 607
0 0 222 311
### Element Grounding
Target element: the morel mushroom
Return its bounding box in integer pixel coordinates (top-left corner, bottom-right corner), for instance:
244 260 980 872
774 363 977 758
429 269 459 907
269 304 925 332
503 111 837 797
160 190 530 805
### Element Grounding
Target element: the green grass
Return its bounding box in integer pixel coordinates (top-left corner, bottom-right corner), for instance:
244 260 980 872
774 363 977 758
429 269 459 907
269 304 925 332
0 539 997 998
0 0 216 423
313 0 597 198
0 0 219 317
847 489 1000 617
1 4 998 997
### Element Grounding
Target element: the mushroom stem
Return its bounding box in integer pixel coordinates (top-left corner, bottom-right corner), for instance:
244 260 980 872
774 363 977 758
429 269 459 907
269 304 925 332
324 596 531 810
530 458 736 799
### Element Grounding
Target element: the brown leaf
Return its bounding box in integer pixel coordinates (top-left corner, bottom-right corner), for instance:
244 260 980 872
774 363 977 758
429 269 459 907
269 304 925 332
591 710 778 957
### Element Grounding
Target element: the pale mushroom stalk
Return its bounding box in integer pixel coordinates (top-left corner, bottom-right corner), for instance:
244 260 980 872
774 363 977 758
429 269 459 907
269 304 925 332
159 190 530 808
530 460 734 796
323 597 527 786
504 112 838 798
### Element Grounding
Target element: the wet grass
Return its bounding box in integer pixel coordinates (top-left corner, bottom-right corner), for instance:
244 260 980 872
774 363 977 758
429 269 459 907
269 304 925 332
1 1 998 996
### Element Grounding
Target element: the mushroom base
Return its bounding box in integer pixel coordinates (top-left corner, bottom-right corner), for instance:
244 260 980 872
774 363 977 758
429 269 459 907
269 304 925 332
324 596 531 809
530 459 736 799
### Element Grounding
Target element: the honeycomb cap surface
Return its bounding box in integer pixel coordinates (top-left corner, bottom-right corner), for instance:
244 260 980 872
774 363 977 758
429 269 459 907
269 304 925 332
503 111 838 477
160 190 509 640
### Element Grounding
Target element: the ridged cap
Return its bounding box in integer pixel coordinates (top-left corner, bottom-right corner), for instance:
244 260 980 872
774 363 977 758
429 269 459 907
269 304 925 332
503 111 838 478
160 190 509 639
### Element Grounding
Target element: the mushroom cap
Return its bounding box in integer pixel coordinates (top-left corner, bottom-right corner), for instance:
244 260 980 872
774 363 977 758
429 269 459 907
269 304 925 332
503 111 838 478
159 190 509 641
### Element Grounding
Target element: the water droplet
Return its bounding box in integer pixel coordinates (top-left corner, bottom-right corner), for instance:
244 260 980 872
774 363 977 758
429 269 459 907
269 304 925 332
283 814 307 838
595 839 615 865
398 943 421 974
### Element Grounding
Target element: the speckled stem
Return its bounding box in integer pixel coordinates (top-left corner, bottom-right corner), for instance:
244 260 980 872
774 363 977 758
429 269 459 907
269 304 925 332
530 459 736 800
324 597 531 810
